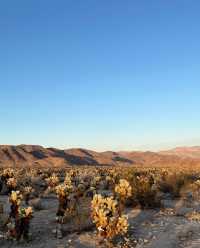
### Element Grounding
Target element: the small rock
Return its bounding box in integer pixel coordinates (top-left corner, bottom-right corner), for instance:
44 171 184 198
29 198 45 211
148 232 153 238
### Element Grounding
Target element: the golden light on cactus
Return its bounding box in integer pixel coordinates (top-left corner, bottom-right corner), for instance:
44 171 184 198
25 206 33 217
46 173 59 188
115 179 132 199
91 176 101 187
194 179 200 188
55 183 72 198
1 168 14 178
19 206 33 218
24 186 34 194
106 175 112 181
91 194 128 240
7 177 17 188
116 215 128 234
9 190 23 206
64 174 72 186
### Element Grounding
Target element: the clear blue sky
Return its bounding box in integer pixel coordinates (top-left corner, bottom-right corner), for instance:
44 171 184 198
0 0 200 151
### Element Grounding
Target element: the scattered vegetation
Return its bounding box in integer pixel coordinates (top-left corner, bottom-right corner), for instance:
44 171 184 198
0 166 200 246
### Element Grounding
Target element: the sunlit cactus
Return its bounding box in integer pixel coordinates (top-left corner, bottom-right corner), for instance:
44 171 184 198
7 191 33 241
46 173 59 188
7 177 17 192
91 194 129 245
115 179 132 200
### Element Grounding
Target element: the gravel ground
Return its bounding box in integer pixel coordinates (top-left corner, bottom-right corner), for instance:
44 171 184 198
1 196 200 248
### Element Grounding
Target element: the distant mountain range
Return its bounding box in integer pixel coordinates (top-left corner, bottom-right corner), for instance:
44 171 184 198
1 145 200 168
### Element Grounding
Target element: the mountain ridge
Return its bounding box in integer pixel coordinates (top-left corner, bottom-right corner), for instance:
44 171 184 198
0 145 200 168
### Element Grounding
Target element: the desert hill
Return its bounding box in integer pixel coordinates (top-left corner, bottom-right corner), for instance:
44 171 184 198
160 146 200 159
0 145 200 168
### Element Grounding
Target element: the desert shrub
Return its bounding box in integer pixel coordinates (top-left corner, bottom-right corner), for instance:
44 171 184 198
158 171 189 197
127 173 161 208
180 178 200 201
137 175 160 208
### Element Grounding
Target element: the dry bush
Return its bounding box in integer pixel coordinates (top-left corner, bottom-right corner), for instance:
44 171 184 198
157 171 190 198
122 170 160 208
179 178 200 201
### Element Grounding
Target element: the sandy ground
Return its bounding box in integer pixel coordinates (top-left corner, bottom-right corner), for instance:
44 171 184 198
1 195 200 248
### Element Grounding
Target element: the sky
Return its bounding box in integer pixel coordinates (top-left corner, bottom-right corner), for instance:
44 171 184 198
0 0 200 151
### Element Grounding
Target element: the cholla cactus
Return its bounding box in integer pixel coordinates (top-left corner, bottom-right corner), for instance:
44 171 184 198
24 186 34 194
160 169 169 180
56 184 72 198
116 215 128 234
91 176 101 187
46 173 59 188
106 175 115 185
64 174 72 186
0 169 15 193
9 190 22 225
23 186 34 205
7 191 33 241
1 168 14 179
55 183 74 219
18 206 33 218
9 191 23 207
195 179 200 188
55 183 74 238
15 207 33 241
91 194 129 243
109 169 119 183
75 182 86 198
115 179 132 200
7 177 17 191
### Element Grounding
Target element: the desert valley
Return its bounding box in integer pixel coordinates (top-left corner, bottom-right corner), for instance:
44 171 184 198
1 1 199 247
1 146 200 247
